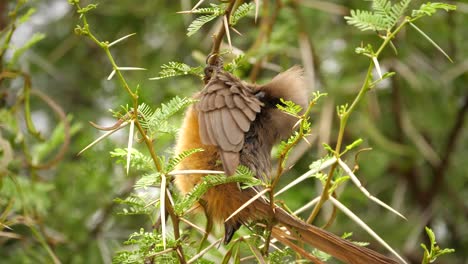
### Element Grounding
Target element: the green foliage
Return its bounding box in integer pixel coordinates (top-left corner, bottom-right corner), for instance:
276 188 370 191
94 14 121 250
421 227 455 264
344 138 364 153
309 156 334 170
276 98 303 117
18 8 36 24
150 61 203 80
309 167 349 194
1 177 53 216
1 0 465 263
77 3 98 14
8 33 45 67
267 248 295 262
230 3 254 26
32 116 81 164
165 148 204 172
277 131 301 158
114 195 154 216
345 0 410 31
186 4 226 37
133 172 162 189
346 10 390 31
138 96 195 137
174 166 261 215
111 148 154 171
275 93 326 163
411 2 457 18
223 54 247 73
113 229 178 264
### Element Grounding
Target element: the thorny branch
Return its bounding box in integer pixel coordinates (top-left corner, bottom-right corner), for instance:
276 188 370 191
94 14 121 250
207 0 238 66
307 18 410 224
71 3 186 263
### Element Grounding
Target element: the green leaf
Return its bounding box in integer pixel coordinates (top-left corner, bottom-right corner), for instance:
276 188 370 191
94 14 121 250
187 14 219 37
138 97 195 138
150 61 203 80
174 167 261 215
134 172 162 189
8 33 45 67
230 3 254 26
329 175 350 193
372 0 393 28
345 10 387 31
187 3 225 14
77 3 98 14
412 2 457 18
421 226 455 264
345 138 364 151
18 8 36 24
114 195 154 215
345 0 411 32
224 54 247 73
322 143 334 153
166 148 204 172
110 148 154 171
276 98 303 117
113 229 178 263
389 0 410 27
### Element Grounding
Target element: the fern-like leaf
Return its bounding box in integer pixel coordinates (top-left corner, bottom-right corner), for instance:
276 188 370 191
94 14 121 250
389 0 411 27
110 148 154 171
345 0 413 32
188 4 224 14
411 2 457 18
276 98 303 117
186 4 225 36
230 2 254 26
372 0 393 28
114 195 153 215
166 148 204 172
224 54 247 73
134 172 162 189
8 33 45 67
175 168 261 215
138 97 195 137
113 229 178 263
345 10 388 31
150 61 203 80
187 14 218 36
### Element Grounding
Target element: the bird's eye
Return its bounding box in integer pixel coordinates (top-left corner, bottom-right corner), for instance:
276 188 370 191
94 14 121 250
255 91 266 100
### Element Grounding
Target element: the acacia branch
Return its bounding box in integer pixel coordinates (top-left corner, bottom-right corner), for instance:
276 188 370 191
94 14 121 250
307 19 410 224
71 3 185 262
207 0 238 66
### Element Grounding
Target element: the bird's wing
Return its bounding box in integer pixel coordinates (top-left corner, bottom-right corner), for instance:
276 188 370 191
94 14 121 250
197 73 262 175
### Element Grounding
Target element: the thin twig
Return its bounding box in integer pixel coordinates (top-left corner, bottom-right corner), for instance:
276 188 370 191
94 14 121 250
207 0 238 66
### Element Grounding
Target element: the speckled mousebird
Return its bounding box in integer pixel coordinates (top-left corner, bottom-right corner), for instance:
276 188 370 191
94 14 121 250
174 62 399 264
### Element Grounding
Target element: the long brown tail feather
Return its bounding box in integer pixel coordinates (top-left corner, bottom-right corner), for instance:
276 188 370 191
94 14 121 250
271 207 399 264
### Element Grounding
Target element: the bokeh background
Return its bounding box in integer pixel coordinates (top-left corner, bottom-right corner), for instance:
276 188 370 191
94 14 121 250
1 0 467 263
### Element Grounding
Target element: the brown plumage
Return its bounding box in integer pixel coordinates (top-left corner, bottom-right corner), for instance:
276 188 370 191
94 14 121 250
174 66 399 264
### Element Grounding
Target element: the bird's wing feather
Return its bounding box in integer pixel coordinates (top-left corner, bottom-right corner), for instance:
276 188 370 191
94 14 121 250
197 73 262 175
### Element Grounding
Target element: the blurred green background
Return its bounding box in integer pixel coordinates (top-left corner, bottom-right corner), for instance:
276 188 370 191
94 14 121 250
1 0 467 263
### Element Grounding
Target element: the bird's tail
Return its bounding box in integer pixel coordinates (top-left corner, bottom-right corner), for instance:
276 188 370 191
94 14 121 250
271 207 400 264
